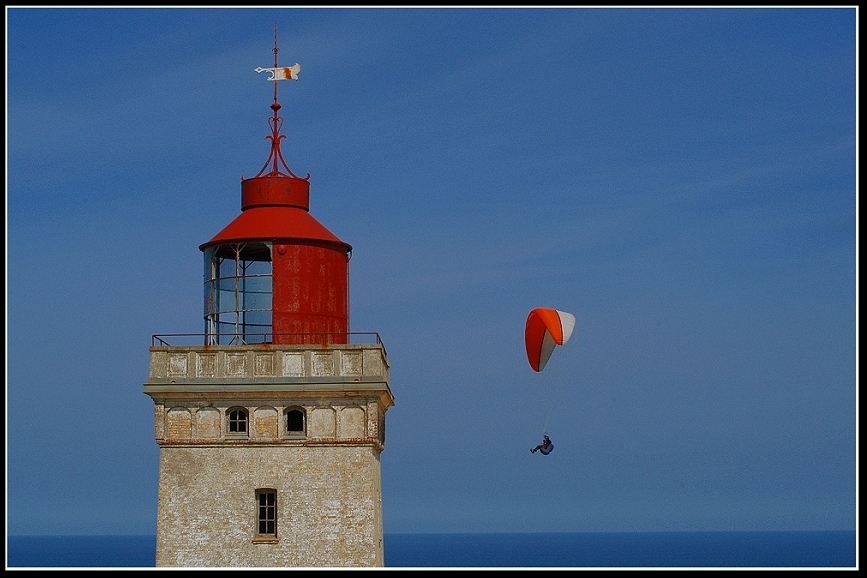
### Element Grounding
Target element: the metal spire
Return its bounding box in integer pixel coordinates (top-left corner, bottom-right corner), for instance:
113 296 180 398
252 21 308 180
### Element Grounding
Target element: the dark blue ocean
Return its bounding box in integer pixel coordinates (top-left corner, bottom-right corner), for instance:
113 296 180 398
6 531 856 568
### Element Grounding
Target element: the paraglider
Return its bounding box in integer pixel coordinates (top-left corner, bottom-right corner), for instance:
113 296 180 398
525 307 576 456
525 307 576 373
530 434 553 455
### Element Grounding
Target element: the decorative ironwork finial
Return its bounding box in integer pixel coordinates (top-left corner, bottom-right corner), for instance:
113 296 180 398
252 21 309 180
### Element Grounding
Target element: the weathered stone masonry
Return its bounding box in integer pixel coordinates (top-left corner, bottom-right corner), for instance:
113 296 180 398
144 342 393 567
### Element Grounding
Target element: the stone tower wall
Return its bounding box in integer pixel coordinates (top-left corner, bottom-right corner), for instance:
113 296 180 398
144 342 392 568
155 445 384 567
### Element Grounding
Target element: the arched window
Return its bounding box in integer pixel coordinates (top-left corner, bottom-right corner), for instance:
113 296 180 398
285 407 305 435
228 408 248 434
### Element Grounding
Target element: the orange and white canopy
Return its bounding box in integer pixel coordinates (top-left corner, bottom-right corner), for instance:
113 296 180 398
525 307 576 372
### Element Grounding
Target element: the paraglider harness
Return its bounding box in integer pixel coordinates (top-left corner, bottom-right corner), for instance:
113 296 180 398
531 434 553 455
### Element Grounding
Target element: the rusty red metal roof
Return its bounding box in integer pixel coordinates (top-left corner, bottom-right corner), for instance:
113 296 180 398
200 204 350 252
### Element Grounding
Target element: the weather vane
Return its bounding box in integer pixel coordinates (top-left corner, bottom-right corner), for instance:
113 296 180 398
251 21 308 180
255 21 301 88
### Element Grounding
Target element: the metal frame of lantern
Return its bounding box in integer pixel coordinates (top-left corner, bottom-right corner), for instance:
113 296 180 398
203 242 274 345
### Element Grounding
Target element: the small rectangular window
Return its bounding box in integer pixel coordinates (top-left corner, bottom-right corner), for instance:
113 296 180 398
256 489 277 538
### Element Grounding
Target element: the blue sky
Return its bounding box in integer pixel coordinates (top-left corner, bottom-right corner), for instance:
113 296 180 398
6 7 857 536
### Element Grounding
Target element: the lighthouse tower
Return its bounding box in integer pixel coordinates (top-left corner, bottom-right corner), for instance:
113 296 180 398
143 35 393 568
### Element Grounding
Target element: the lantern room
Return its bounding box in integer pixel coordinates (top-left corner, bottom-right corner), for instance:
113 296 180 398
199 62 351 346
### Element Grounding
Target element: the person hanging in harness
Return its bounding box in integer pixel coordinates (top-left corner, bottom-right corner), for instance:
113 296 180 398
530 434 553 455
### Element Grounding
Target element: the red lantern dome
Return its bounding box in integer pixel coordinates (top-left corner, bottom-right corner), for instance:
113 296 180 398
199 43 350 346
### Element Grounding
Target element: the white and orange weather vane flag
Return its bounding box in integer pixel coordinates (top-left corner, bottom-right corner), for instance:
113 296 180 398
255 63 300 81
255 21 300 82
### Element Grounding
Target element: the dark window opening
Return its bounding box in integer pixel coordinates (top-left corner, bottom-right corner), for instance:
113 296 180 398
286 408 305 433
229 408 248 433
256 489 277 536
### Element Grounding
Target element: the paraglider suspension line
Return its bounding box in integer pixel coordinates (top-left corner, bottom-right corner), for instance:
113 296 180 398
542 397 553 436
